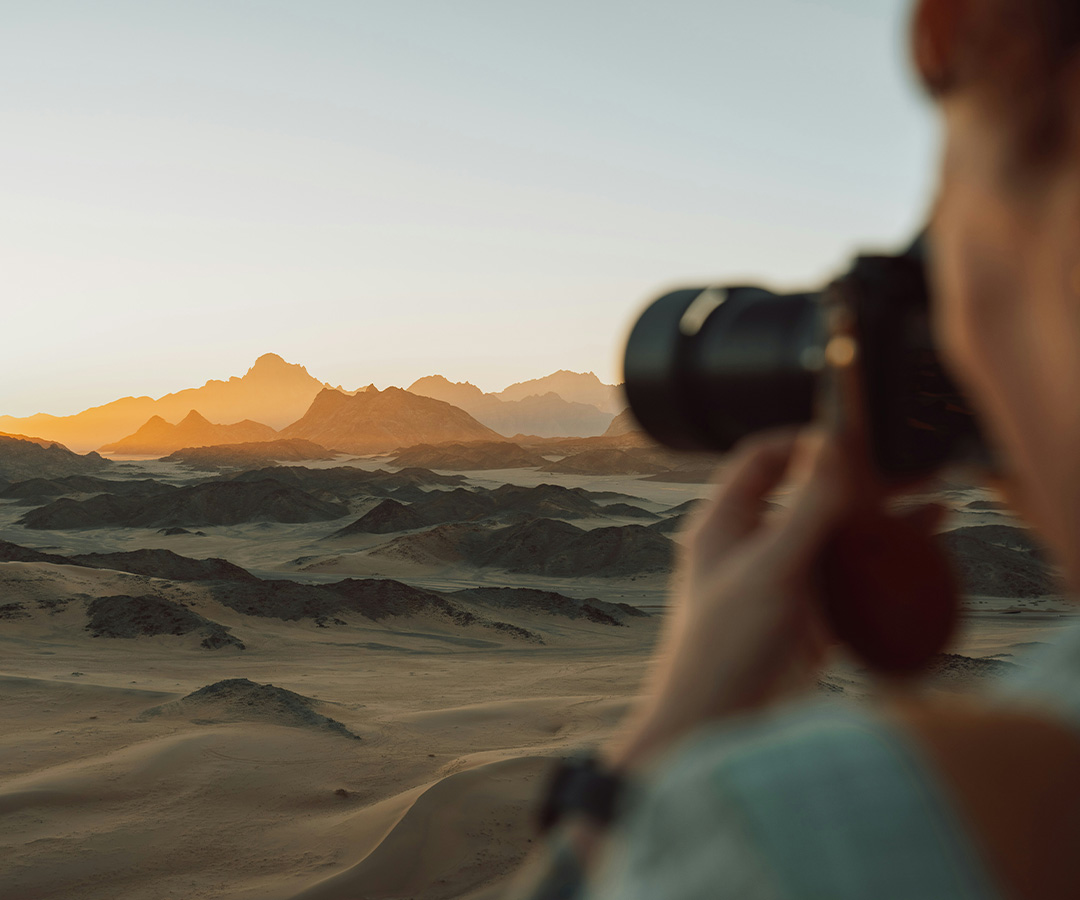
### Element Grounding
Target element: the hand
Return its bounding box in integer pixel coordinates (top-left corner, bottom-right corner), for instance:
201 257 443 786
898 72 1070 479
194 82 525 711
604 427 858 772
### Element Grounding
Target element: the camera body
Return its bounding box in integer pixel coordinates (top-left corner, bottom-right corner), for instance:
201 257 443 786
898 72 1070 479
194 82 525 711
623 237 988 479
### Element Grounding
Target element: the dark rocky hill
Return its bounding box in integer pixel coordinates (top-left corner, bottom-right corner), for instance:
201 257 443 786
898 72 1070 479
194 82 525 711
332 499 428 535
71 549 260 583
372 517 674 577
390 441 545 470
0 435 111 484
452 587 648 626
0 475 173 504
19 479 348 529
0 539 641 639
155 679 358 737
86 594 244 649
0 540 74 564
330 483 654 536
162 439 336 469
938 524 1056 597
224 465 463 502
543 448 671 476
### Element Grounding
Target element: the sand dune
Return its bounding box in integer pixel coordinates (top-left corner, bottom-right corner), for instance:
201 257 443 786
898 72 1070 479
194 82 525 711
2 453 1076 899
1 556 1073 899
292 756 550 900
0 553 660 899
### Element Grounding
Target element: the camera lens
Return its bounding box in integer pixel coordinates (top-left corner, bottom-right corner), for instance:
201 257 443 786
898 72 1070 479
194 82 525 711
622 234 990 478
623 286 826 453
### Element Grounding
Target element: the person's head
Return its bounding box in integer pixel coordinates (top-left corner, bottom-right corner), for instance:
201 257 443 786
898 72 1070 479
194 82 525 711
912 0 1080 579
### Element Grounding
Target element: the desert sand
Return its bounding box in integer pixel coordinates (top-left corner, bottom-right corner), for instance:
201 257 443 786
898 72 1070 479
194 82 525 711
1 452 1075 899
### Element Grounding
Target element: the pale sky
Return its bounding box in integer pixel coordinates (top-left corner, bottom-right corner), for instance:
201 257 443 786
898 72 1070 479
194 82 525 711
2 0 936 417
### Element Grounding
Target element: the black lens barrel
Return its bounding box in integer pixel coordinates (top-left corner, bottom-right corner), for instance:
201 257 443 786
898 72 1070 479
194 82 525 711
623 285 824 453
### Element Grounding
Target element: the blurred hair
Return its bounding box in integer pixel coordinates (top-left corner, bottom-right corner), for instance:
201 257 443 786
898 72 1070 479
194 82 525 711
922 0 1080 95
922 0 1080 169
1041 0 1080 64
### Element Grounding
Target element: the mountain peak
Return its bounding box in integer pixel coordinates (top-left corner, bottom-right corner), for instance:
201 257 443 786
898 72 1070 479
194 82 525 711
245 353 309 379
179 410 211 426
407 375 488 404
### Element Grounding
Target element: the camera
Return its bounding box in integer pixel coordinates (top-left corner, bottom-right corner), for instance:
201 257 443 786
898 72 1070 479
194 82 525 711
622 234 990 479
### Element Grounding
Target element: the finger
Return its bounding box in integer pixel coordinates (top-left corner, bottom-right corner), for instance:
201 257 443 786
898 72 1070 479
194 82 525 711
768 431 857 564
688 429 800 552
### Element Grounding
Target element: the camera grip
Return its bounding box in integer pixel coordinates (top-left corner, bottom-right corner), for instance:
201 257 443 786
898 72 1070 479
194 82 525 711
818 511 959 675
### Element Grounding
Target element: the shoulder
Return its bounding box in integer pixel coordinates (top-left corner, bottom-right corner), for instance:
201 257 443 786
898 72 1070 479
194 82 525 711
589 703 997 900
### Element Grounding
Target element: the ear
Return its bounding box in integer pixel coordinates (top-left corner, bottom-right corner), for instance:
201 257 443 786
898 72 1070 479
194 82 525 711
911 0 971 94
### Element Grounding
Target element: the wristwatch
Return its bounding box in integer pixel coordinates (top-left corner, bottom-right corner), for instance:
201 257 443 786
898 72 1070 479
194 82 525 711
537 752 625 834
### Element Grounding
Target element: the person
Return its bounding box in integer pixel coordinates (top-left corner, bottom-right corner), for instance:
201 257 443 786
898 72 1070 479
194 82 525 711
513 0 1080 897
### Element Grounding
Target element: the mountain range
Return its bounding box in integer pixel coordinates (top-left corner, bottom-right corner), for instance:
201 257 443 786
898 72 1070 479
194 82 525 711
0 354 332 452
496 371 623 412
406 375 616 438
0 355 626 455
100 411 279 456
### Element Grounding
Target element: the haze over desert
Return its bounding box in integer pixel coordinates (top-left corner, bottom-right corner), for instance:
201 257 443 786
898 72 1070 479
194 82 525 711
0 354 1073 899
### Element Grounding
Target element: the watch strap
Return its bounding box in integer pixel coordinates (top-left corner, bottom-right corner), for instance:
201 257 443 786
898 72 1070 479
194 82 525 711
537 753 624 834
